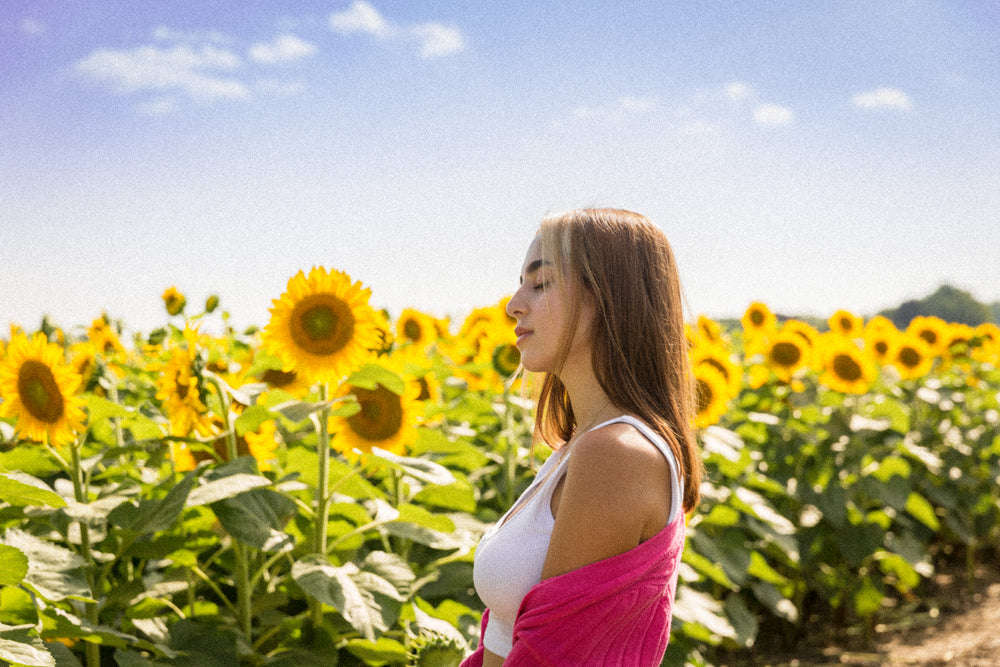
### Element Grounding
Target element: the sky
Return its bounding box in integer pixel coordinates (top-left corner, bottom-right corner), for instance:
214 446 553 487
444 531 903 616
3 1 999 337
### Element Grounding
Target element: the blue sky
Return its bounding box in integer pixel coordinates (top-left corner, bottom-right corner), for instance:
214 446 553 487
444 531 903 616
3 1 999 336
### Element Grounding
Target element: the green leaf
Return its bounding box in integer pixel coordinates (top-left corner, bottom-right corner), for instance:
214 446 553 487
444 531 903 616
0 473 66 509
347 364 405 395
271 399 338 424
0 623 54 667
853 576 883 617
0 544 29 587
292 555 383 641
905 491 941 531
186 473 272 507
85 394 130 423
750 581 798 622
211 487 295 551
109 469 198 534
672 588 737 644
0 587 37 626
234 404 277 436
344 637 407 664
870 455 911 482
368 448 456 486
1 529 92 603
412 480 477 513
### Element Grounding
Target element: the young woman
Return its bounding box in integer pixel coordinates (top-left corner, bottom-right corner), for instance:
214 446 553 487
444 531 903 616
462 208 702 666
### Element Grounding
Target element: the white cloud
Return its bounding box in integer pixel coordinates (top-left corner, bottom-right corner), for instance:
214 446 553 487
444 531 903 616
619 96 656 112
330 1 394 38
249 34 317 64
20 18 46 35
411 23 464 58
75 43 250 102
852 87 913 111
725 81 752 101
753 103 793 126
152 26 232 45
329 1 464 58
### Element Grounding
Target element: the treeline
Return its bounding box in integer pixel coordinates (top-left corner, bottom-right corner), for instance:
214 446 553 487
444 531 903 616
878 283 999 328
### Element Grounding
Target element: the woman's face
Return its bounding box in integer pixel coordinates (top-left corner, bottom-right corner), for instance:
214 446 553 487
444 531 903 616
506 236 595 374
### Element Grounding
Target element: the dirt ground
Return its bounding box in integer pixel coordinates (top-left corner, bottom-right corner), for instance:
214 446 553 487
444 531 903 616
718 554 1000 666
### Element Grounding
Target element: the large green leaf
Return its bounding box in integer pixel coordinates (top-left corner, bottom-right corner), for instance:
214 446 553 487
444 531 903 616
292 553 407 641
368 448 456 487
211 487 295 551
0 544 29 587
0 623 54 667
904 491 941 531
186 473 272 507
0 473 66 509
1 529 91 603
108 469 198 534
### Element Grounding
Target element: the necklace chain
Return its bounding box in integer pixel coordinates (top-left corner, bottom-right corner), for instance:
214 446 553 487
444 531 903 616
570 397 611 446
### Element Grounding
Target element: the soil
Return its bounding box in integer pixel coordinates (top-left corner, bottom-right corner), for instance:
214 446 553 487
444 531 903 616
715 552 1000 666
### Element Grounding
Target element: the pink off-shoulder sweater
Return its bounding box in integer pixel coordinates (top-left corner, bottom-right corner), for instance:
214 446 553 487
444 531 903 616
459 513 685 666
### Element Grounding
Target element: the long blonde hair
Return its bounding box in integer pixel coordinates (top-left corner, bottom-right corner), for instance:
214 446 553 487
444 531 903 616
532 208 701 512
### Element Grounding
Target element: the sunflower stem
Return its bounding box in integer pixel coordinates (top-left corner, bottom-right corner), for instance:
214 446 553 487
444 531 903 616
311 382 332 631
209 375 254 643
69 438 101 667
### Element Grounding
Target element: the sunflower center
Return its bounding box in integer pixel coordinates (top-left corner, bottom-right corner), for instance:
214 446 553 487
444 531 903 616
695 378 713 415
402 318 423 342
770 341 802 368
492 344 521 377
347 386 403 442
832 353 863 382
898 346 921 369
173 371 190 400
291 294 355 356
918 330 938 346
702 358 730 381
262 368 298 387
749 310 765 327
17 360 65 424
874 340 888 356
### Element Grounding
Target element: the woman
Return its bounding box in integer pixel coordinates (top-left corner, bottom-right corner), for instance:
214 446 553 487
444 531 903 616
462 208 702 666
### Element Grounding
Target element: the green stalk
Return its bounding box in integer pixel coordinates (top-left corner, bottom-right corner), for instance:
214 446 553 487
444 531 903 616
69 439 101 667
311 382 332 631
209 375 253 642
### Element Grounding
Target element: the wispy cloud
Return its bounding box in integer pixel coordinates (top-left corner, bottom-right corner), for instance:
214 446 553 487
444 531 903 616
249 34 317 64
329 1 465 58
20 18 46 36
75 42 250 102
852 87 913 111
753 103 794 126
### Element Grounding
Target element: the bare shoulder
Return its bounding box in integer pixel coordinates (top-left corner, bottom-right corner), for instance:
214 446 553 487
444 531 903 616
569 418 671 479
541 416 672 578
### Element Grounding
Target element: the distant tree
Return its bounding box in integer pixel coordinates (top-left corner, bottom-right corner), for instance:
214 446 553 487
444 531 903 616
880 284 993 328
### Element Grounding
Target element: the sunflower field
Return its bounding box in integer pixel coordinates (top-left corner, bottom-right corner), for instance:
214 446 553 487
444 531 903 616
1 268 999 667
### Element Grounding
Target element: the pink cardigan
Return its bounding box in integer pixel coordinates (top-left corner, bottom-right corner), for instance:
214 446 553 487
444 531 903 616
460 517 685 666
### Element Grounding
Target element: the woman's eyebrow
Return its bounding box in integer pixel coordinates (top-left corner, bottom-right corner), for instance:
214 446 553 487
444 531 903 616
520 259 551 283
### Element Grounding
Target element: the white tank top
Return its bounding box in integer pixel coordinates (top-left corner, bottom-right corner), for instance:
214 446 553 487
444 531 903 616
471 415 683 657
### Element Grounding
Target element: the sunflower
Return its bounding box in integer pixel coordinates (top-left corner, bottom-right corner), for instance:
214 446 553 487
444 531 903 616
941 323 975 366
244 420 280 472
971 323 1000 364
827 309 864 339
154 348 214 437
690 343 741 399
162 286 187 316
395 308 438 350
262 267 382 386
0 331 86 446
87 314 126 356
693 364 730 429
330 365 421 459
696 315 726 346
780 320 820 368
906 316 949 357
891 334 935 380
763 330 809 380
390 344 443 405
741 302 777 339
863 325 899 366
819 340 877 394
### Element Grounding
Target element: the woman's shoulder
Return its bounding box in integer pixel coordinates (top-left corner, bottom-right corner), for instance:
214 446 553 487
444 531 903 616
568 415 670 481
